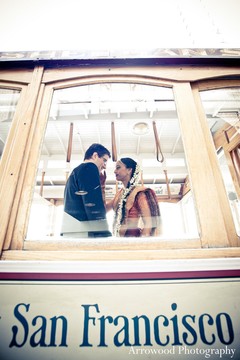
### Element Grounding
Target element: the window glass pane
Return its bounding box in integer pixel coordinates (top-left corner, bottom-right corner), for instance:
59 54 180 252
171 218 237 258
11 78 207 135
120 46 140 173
200 87 240 235
26 83 199 240
0 88 21 160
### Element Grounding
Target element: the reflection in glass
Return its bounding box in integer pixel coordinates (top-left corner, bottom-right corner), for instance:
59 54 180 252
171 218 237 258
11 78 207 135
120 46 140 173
26 83 199 240
0 88 20 159
200 88 240 235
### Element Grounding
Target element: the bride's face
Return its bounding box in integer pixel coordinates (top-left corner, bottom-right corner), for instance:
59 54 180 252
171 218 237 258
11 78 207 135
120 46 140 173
114 161 132 184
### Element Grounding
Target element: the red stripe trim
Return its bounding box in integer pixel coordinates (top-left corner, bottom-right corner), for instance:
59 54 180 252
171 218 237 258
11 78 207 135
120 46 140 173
0 270 240 281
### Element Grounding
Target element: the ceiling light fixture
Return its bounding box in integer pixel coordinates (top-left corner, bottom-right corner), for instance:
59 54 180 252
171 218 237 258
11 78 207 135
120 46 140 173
132 122 149 135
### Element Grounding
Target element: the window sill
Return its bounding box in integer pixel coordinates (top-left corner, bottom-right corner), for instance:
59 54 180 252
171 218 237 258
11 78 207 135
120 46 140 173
1 247 240 261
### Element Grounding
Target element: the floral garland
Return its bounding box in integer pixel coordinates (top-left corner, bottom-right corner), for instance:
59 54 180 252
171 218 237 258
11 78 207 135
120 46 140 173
114 163 141 236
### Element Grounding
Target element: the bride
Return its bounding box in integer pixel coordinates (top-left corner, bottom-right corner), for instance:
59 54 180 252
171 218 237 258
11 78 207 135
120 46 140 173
107 157 161 237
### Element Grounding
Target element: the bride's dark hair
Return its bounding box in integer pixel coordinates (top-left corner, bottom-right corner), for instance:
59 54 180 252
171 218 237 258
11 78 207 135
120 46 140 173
120 157 137 187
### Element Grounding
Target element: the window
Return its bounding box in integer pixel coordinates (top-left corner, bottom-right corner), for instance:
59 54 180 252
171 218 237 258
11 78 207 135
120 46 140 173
25 83 199 240
200 87 240 235
0 88 20 160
